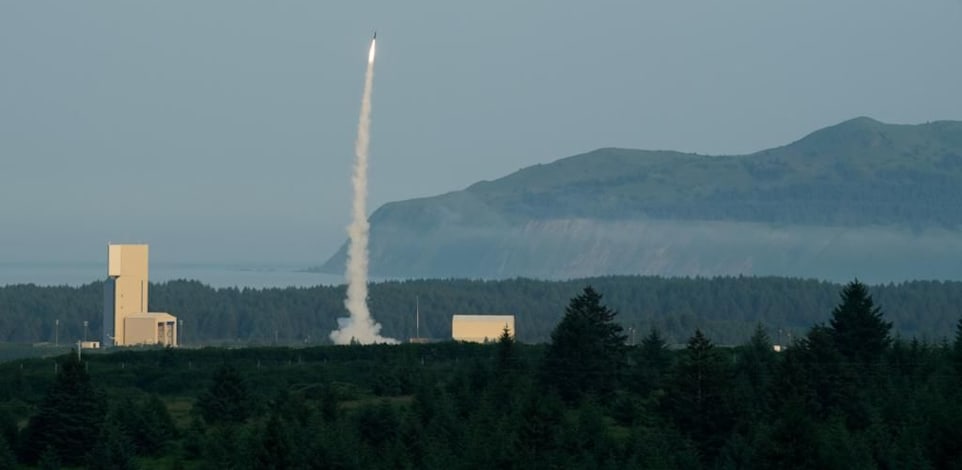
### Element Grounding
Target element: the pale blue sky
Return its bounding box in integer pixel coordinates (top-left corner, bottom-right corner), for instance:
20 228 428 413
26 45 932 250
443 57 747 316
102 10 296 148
2 1 961 265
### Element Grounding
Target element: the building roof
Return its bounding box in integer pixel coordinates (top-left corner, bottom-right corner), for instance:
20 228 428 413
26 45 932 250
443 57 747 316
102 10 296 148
125 312 177 322
452 314 514 322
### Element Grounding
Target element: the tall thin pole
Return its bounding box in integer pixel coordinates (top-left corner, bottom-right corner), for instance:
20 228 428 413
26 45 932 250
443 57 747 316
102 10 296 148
55 319 59 346
416 296 420 340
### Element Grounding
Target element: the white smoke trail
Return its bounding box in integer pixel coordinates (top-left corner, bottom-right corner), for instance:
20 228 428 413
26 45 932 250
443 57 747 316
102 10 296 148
330 38 398 345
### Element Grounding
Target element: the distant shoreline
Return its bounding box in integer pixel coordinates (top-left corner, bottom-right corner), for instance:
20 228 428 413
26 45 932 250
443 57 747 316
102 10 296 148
0 263 347 289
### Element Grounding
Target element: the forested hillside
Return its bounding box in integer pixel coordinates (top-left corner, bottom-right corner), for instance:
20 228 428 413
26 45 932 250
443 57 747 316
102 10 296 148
3 276 962 346
321 118 962 279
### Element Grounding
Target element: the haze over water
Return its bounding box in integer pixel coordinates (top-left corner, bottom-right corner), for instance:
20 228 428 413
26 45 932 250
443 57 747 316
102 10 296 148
0 263 349 289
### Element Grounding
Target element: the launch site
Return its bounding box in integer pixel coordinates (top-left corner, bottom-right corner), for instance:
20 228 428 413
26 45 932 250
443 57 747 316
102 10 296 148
2 1 962 468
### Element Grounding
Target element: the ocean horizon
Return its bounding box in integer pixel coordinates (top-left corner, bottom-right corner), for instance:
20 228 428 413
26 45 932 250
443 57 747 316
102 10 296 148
0 262 351 289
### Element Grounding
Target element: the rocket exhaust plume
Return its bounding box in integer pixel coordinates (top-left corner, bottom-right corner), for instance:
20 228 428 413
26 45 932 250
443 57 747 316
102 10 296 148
330 37 398 345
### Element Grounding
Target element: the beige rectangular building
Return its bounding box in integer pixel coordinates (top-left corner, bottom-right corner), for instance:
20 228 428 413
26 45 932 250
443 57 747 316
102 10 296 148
124 313 178 347
452 314 515 343
103 244 177 347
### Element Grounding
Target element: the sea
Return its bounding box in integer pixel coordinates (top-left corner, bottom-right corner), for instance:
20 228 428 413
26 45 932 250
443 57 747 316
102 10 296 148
0 262 350 289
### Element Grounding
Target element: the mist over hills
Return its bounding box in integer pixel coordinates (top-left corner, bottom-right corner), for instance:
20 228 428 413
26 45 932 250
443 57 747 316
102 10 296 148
321 118 962 281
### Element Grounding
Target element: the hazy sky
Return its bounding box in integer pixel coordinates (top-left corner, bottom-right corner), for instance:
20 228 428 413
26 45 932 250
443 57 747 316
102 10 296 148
2 1 961 265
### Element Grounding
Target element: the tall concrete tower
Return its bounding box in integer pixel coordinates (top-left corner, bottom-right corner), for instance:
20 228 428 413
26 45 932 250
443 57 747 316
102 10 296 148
103 244 149 347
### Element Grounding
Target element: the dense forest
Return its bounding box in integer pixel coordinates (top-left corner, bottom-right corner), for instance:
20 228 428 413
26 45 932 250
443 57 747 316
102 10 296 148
1 281 962 468
2 276 962 347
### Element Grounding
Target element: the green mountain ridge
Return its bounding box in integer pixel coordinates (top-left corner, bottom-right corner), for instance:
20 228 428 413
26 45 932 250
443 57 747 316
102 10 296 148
321 118 962 280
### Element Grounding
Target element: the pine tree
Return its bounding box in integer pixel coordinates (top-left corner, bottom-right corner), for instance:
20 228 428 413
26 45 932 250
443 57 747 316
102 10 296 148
0 409 16 460
953 317 962 375
37 446 60 470
515 391 565 468
139 395 178 455
19 356 106 465
495 324 520 374
195 363 250 425
541 286 628 402
666 329 733 463
0 432 16 470
631 327 672 395
829 280 892 363
87 418 137 470
253 414 293 470
736 324 777 416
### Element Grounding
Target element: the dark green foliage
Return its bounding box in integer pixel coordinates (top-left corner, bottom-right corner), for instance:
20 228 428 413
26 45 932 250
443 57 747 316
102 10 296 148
541 286 627 402
252 414 293 470
195 363 250 425
514 390 566 467
732 324 777 418
5 276 962 347
631 327 672 396
625 424 700 469
87 418 137 470
0 432 15 470
141 395 178 452
953 318 962 375
37 446 60 470
18 356 106 465
666 329 733 462
0 409 16 458
1 286 961 468
203 425 242 470
111 395 178 457
356 401 399 449
565 400 614 468
495 324 520 374
829 280 892 364
181 417 206 460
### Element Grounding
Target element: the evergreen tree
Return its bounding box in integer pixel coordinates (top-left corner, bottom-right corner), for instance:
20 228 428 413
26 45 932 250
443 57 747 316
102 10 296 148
666 329 733 463
515 390 566 468
181 417 206 460
829 280 892 363
139 395 178 455
203 425 242 470
631 327 673 395
495 324 520 374
87 418 137 470
37 446 60 470
541 286 628 402
0 432 16 470
19 356 106 465
953 317 962 375
253 414 293 470
195 363 250 425
0 409 16 460
564 400 614 468
734 324 777 417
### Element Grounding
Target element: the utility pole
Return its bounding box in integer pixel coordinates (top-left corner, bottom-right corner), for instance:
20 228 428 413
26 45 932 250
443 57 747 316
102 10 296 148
55 319 59 346
83 320 88 342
